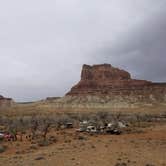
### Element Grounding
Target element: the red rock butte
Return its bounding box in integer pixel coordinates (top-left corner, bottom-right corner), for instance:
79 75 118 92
66 64 166 102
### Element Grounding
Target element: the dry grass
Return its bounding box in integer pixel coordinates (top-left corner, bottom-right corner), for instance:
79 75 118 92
0 102 166 166
0 101 166 118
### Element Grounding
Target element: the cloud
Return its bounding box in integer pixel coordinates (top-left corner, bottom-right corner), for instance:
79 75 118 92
95 9 166 81
0 0 166 101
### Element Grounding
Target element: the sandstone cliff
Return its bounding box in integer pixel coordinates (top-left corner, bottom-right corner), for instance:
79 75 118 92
51 64 166 108
66 64 153 96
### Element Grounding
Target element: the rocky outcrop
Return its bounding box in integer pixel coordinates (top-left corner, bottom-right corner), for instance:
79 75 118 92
0 95 13 108
60 64 166 108
44 64 166 109
67 64 156 96
81 64 131 81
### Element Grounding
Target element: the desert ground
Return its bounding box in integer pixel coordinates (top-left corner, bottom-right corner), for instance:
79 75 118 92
0 122 166 166
0 103 166 166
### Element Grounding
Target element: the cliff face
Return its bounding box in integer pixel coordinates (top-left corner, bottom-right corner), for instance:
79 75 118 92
81 64 131 81
0 95 13 107
66 64 156 96
63 64 166 107
44 64 166 109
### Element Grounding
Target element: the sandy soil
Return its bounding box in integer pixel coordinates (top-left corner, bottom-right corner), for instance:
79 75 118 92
0 123 166 166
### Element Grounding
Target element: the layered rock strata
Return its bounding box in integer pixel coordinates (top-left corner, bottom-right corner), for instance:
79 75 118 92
52 64 166 108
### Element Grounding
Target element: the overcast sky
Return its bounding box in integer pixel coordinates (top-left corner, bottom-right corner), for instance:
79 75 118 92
0 0 166 101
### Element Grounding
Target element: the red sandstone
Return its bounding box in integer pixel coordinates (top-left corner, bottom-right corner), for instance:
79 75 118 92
66 64 166 100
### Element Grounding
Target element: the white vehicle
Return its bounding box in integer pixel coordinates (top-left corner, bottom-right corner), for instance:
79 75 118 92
0 133 4 139
76 120 89 132
118 122 126 128
86 126 97 133
80 120 88 125
107 123 113 128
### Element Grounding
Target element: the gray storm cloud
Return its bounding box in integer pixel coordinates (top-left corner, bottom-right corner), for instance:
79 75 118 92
0 0 166 101
95 9 166 81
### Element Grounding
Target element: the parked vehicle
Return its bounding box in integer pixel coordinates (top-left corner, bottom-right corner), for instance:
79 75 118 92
76 121 89 132
0 133 4 139
65 123 73 129
106 128 121 135
4 133 14 141
118 122 126 128
76 120 127 135
86 126 98 133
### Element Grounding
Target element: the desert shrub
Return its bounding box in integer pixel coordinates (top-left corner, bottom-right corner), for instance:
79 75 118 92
30 116 39 140
17 118 27 141
115 163 127 166
78 135 86 140
35 156 45 160
37 140 50 147
0 145 7 153
29 145 38 150
76 113 92 121
48 135 57 143
7 120 17 141
40 118 51 141
96 111 108 120
59 114 73 123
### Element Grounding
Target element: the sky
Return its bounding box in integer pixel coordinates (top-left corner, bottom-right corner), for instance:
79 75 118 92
0 0 166 102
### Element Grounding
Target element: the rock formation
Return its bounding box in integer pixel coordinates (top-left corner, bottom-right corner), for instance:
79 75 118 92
0 95 13 107
49 64 166 108
66 64 153 96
